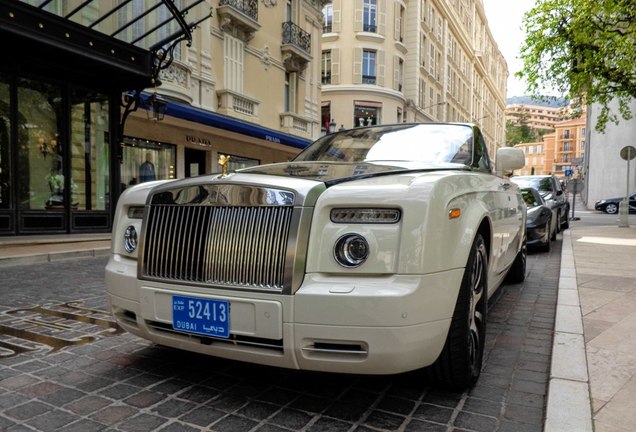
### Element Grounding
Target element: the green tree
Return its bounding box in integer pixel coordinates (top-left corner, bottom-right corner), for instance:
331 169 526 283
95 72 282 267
517 0 636 131
505 111 539 146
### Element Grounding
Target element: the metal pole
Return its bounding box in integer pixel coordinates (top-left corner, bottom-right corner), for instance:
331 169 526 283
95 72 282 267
619 148 631 228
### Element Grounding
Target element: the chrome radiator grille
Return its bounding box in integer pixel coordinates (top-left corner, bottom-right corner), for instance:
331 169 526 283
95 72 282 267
142 205 294 291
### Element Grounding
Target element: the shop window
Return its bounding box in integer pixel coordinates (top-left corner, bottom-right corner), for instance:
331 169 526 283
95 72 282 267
16 78 63 210
70 89 109 211
321 101 332 132
227 154 260 171
121 137 176 190
0 73 10 209
354 101 381 127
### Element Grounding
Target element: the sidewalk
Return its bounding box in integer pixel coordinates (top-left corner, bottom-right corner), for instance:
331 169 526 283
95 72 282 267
0 233 111 267
545 203 636 432
569 223 636 432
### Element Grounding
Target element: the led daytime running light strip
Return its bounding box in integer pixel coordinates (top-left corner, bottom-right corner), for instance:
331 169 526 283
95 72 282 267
330 208 401 224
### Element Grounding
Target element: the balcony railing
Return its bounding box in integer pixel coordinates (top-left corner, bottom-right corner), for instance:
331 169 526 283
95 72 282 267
219 0 258 21
362 74 376 84
323 24 333 33
281 21 311 72
321 72 331 85
217 0 260 39
363 23 377 32
282 21 311 54
217 89 260 119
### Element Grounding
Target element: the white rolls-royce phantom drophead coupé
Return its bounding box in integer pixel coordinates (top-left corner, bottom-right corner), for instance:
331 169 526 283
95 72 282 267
106 123 527 390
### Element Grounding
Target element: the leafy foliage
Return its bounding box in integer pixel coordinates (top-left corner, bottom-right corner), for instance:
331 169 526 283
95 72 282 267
505 120 546 147
517 0 636 131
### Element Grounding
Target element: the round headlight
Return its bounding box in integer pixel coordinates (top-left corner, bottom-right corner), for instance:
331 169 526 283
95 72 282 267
123 225 137 253
334 234 369 268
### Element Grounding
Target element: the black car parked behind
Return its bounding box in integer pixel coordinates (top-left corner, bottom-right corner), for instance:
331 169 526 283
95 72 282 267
511 174 570 232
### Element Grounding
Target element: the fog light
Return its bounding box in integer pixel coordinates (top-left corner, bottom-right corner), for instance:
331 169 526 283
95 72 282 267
334 234 369 268
123 225 137 253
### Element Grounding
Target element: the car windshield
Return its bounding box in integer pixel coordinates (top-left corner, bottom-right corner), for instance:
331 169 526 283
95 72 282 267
520 188 541 207
293 123 474 165
513 177 553 192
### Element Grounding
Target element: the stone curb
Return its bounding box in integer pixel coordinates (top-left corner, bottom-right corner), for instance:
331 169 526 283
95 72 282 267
0 247 110 267
544 229 593 431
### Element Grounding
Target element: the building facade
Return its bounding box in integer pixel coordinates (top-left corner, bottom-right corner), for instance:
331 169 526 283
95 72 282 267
583 99 636 208
320 0 508 156
123 0 326 188
505 104 563 132
514 138 549 176
0 0 327 236
514 116 585 179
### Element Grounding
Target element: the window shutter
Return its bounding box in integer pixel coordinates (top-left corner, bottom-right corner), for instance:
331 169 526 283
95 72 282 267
394 3 400 41
393 55 400 90
332 48 341 85
354 0 363 32
353 48 362 84
289 72 297 113
224 35 244 93
377 50 385 87
378 0 386 35
333 0 342 32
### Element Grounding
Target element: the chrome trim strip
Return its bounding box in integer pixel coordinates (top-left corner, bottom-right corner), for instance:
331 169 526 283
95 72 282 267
150 184 296 206
301 347 369 355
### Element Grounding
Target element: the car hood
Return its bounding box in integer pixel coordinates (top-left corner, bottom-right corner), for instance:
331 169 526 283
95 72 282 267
238 160 467 186
144 161 468 208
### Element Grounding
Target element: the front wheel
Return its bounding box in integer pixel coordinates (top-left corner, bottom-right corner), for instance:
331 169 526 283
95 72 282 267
424 234 488 390
506 237 527 283
605 203 618 214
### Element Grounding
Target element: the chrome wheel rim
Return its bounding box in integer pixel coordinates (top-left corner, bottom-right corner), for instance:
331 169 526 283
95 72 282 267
468 246 485 373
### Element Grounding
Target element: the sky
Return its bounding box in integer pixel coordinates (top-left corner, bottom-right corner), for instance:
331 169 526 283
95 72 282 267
482 0 537 98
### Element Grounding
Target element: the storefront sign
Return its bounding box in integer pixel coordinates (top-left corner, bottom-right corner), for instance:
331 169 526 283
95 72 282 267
185 135 212 147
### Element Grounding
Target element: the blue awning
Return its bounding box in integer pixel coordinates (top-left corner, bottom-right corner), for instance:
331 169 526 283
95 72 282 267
163 99 313 150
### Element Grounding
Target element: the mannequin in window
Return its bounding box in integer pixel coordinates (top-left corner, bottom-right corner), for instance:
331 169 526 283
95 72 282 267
139 152 156 183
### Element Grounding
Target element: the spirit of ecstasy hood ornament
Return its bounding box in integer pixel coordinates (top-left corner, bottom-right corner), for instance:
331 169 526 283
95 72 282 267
218 154 231 177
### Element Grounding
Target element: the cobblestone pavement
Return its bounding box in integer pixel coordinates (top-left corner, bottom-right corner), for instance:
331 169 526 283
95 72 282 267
0 243 560 432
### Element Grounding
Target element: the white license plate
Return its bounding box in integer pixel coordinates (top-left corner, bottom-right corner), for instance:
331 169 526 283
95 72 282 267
172 295 230 338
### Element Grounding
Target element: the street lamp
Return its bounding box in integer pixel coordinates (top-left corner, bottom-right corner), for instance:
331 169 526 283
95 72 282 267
422 101 447 111
321 119 338 136
145 91 167 122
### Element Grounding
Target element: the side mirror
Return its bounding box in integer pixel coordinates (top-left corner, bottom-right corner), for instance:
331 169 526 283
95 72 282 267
495 147 525 177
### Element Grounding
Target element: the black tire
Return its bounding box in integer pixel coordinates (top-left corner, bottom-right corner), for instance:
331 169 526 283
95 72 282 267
555 211 562 234
424 234 488 390
540 234 551 252
562 206 570 230
605 203 618 214
550 216 557 241
506 237 527 284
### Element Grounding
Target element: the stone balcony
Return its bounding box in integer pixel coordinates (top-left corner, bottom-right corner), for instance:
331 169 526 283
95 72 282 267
281 21 311 72
217 0 260 41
